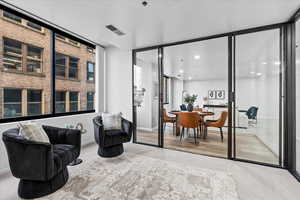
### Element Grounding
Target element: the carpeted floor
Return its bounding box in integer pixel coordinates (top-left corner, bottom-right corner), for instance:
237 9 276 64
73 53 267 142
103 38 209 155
43 153 239 200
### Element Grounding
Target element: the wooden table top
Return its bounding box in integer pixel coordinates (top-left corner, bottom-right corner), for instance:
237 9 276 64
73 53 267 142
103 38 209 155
169 111 214 116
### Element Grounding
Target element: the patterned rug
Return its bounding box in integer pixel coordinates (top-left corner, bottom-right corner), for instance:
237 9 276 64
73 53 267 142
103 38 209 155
42 154 239 200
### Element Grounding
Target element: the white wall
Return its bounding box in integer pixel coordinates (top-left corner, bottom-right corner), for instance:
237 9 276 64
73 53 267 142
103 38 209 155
0 45 105 174
183 75 280 156
105 47 132 120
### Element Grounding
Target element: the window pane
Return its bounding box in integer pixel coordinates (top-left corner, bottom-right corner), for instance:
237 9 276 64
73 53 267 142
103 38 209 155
3 11 21 23
55 53 66 77
87 62 95 81
55 91 66 113
3 88 22 118
55 33 95 113
3 37 22 71
1 11 50 119
27 45 42 73
69 57 78 78
26 21 42 31
87 92 94 110
27 89 42 116
69 91 79 112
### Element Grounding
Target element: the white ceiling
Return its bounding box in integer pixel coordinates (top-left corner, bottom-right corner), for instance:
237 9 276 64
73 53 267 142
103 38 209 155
3 0 300 49
136 28 280 81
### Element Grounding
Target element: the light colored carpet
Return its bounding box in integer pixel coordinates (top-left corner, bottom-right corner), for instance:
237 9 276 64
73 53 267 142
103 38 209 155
42 153 239 200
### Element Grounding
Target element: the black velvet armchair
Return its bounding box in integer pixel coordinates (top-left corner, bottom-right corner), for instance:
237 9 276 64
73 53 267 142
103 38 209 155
93 116 133 157
2 125 81 199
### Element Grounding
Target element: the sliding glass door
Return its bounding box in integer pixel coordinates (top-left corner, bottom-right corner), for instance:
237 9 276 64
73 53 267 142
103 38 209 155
133 48 162 146
233 29 282 165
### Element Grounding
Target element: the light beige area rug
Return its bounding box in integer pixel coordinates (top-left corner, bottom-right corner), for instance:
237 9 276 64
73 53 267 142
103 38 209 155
42 154 239 200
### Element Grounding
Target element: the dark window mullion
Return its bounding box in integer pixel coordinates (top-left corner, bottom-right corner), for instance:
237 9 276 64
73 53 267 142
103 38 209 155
51 31 56 114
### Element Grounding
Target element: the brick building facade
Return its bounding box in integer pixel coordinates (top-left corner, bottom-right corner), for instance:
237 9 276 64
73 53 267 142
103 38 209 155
0 9 95 119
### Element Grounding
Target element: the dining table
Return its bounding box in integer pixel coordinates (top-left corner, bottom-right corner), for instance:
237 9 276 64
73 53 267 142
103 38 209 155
168 111 215 137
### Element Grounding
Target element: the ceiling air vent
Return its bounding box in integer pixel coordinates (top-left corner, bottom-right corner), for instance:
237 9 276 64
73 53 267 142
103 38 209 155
106 25 125 36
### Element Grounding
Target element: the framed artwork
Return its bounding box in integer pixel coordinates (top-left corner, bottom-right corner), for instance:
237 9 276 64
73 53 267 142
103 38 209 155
216 90 225 99
208 90 225 100
208 90 216 99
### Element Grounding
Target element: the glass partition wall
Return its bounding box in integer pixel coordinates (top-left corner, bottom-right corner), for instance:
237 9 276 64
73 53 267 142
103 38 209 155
234 29 282 165
133 49 162 146
133 25 288 169
162 37 229 158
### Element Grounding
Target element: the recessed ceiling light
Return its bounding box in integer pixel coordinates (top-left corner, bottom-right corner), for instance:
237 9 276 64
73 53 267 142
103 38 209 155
256 72 262 76
250 71 255 74
179 69 184 73
274 61 281 65
261 62 267 65
188 76 192 80
194 55 200 60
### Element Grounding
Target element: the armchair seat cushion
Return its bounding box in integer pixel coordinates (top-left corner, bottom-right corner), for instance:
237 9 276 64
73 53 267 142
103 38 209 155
104 134 129 147
105 129 127 136
53 144 77 171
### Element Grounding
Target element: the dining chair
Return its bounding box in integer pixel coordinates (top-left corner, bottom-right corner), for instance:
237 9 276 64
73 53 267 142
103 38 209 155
180 104 187 111
204 111 228 142
179 112 200 144
163 108 176 135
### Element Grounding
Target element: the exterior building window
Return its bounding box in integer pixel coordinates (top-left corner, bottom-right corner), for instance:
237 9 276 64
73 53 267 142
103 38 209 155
87 62 95 81
3 88 22 118
87 92 94 110
27 89 42 116
55 91 66 113
69 91 79 112
26 21 42 31
3 11 21 23
27 45 42 73
55 34 80 47
55 53 66 77
69 57 79 78
3 37 22 71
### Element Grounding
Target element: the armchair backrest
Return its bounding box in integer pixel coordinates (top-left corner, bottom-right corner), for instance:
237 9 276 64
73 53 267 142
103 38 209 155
2 128 53 181
93 116 104 145
247 106 258 119
180 104 187 111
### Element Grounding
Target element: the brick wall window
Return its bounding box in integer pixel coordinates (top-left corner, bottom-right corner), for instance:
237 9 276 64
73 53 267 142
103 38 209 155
55 53 79 79
87 92 94 110
3 37 43 73
87 62 95 81
3 11 21 23
69 57 78 79
27 45 43 73
0 7 96 121
3 37 22 71
26 21 42 32
69 91 79 112
55 91 66 113
3 88 22 118
27 89 42 116
2 10 45 33
55 53 66 77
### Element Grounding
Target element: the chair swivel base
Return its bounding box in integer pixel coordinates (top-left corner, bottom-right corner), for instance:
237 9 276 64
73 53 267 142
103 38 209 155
98 144 124 157
18 167 69 199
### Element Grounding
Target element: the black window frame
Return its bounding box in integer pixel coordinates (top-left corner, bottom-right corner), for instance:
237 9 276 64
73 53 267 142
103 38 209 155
0 4 96 123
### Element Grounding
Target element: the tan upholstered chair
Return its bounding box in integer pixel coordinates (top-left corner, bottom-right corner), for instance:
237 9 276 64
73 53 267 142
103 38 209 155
163 108 176 135
204 111 228 142
179 112 200 144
